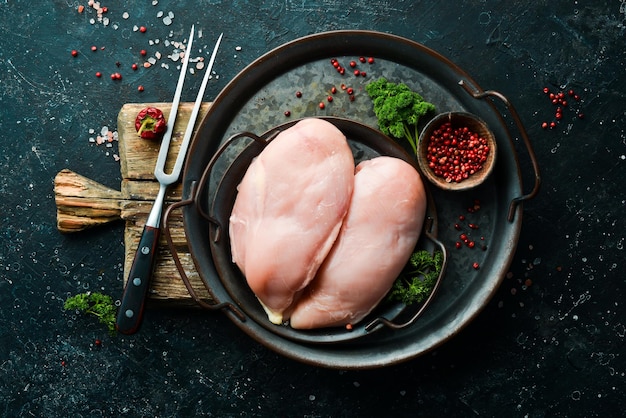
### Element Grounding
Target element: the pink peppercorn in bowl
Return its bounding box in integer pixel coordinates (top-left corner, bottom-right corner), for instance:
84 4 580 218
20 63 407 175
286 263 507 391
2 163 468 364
417 111 497 191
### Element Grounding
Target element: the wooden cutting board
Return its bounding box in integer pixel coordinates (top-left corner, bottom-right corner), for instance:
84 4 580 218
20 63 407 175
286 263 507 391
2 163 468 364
54 102 213 306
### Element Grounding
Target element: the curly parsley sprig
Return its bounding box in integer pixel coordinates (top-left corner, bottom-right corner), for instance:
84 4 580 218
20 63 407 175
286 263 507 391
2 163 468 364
365 77 436 155
388 250 444 305
64 292 116 335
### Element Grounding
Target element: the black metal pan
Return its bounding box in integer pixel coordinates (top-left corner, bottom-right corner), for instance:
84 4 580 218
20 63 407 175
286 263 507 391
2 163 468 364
164 30 540 369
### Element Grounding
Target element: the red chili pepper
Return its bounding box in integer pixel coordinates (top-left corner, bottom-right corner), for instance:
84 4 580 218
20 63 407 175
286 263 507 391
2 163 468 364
135 107 167 139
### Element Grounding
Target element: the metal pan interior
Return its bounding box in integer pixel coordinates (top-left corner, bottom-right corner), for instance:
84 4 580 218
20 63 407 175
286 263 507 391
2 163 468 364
204 117 438 344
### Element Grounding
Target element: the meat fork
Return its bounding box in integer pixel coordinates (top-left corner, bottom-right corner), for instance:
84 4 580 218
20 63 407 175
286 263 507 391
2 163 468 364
116 26 223 334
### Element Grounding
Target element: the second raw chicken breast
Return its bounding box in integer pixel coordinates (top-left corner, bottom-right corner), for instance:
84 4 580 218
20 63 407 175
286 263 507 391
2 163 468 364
289 156 426 329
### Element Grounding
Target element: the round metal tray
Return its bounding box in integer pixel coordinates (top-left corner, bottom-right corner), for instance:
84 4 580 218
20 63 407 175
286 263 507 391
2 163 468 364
169 30 540 369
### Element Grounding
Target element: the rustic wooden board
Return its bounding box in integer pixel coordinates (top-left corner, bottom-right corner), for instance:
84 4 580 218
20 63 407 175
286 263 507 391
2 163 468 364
118 102 212 306
54 102 214 306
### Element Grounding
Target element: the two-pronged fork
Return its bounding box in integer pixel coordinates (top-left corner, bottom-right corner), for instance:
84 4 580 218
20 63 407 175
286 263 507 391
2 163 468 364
116 26 223 334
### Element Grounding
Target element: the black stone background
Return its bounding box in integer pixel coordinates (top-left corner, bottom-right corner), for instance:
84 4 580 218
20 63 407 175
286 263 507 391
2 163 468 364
1 1 625 416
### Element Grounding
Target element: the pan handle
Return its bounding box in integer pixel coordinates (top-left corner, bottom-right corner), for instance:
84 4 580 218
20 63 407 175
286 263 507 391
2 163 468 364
364 217 448 332
193 130 279 240
458 80 541 222
162 192 246 321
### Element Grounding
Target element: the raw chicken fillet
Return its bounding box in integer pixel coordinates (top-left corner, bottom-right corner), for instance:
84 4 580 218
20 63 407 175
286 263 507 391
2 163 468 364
229 118 355 324
289 156 426 329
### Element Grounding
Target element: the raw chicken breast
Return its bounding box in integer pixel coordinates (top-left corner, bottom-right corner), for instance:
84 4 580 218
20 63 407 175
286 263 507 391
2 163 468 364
229 118 355 324
289 156 426 329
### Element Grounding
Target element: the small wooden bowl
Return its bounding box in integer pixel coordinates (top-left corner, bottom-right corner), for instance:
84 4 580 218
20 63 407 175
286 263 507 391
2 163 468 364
417 112 497 191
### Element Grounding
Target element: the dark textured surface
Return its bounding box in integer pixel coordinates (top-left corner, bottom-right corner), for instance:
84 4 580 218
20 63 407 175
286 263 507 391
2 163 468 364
1 1 625 416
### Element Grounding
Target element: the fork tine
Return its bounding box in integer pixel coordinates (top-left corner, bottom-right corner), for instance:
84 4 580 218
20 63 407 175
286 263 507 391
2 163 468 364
154 25 196 179
170 33 224 178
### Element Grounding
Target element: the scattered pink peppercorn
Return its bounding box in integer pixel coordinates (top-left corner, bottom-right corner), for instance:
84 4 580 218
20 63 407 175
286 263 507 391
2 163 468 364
140 49 147 56
367 57 375 64
71 49 78 57
95 71 102 78
139 26 147 33
472 262 480 270
131 63 138 71
319 102 325 110
137 85 144 92
91 45 97 52
295 91 302 98
284 110 291 117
